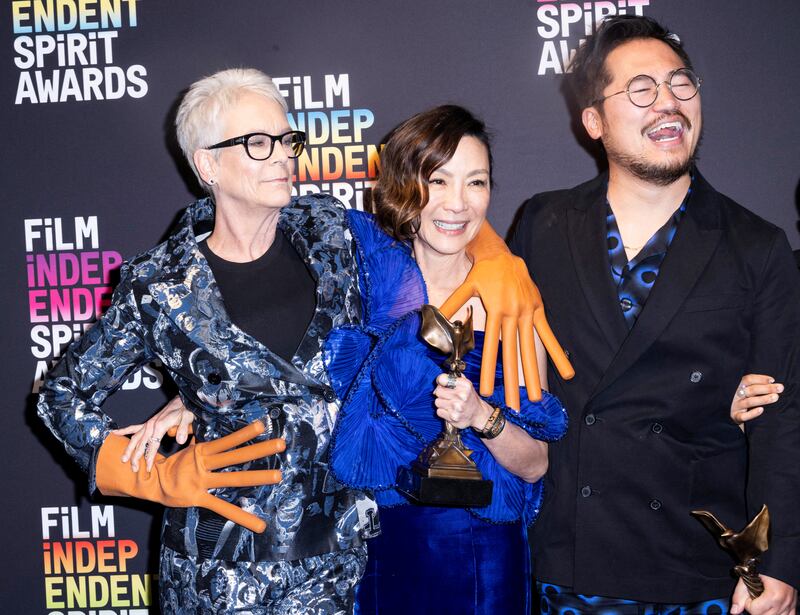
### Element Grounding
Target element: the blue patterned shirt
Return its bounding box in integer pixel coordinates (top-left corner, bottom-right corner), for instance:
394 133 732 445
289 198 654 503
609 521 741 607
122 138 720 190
607 183 692 327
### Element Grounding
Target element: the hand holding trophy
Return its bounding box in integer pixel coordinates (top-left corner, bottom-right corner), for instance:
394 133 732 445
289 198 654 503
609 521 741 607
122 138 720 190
396 305 493 507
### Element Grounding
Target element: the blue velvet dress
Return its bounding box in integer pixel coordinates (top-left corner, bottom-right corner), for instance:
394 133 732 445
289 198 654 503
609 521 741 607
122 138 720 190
324 211 568 614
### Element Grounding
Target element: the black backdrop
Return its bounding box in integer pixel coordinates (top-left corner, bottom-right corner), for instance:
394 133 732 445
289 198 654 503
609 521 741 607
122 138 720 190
3 1 799 612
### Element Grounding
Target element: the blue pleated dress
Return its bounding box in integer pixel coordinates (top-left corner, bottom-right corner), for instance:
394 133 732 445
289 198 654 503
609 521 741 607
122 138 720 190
323 210 568 614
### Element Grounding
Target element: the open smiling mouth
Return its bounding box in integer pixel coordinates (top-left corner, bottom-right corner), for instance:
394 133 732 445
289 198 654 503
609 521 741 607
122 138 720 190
433 220 467 231
646 120 685 143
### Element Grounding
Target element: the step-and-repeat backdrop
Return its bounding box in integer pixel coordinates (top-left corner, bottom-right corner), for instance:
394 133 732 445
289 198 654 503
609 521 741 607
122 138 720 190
3 1 798 612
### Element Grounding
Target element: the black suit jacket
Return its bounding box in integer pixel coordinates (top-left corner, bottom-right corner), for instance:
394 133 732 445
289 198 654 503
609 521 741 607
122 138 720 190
510 172 800 602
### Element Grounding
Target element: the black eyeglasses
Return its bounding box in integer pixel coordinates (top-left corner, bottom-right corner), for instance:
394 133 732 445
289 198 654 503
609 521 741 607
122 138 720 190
593 68 702 108
207 130 306 160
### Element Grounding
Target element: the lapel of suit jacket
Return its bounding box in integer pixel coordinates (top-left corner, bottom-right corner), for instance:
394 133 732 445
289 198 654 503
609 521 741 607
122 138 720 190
278 197 362 382
589 171 723 399
567 174 630 356
147 200 230 355
147 199 314 389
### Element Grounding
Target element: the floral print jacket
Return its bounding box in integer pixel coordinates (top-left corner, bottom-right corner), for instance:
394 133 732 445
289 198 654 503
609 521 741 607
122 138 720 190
37 194 377 563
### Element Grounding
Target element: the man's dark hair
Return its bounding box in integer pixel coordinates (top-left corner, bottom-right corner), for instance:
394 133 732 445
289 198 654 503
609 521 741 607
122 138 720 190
569 15 694 110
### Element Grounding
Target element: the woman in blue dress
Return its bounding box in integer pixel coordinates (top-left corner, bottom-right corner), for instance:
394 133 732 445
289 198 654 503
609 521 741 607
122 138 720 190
323 105 569 614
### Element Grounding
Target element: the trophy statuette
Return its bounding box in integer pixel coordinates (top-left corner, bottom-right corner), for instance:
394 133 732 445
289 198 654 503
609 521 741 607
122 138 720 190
396 305 493 508
691 504 770 598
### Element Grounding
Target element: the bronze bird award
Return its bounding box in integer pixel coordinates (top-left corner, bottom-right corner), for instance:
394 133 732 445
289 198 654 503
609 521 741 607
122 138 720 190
396 304 493 507
690 505 770 598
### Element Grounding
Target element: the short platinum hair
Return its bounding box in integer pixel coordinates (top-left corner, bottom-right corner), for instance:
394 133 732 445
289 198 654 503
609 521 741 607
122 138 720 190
175 68 288 190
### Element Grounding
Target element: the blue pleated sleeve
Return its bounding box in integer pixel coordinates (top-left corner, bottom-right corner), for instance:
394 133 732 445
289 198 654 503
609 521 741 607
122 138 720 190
324 209 568 524
464 381 567 525
324 210 435 504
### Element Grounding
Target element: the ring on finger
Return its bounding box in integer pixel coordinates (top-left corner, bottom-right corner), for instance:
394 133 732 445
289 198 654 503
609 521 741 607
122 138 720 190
150 436 161 443
737 386 748 398
445 373 458 389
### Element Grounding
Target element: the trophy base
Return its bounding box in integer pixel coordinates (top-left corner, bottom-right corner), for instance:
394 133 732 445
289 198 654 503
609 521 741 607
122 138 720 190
396 465 493 508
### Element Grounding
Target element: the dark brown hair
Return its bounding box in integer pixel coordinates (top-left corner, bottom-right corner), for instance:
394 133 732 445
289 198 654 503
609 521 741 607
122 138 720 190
373 105 492 241
569 15 694 110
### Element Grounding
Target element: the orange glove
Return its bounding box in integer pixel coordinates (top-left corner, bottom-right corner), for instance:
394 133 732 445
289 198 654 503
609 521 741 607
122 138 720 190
439 222 574 409
96 420 284 533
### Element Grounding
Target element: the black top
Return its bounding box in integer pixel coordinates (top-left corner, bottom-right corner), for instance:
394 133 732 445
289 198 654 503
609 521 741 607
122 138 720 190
199 229 316 361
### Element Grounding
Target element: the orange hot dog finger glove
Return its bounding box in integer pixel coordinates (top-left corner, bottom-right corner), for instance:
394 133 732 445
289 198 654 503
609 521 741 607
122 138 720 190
96 420 284 533
439 222 574 409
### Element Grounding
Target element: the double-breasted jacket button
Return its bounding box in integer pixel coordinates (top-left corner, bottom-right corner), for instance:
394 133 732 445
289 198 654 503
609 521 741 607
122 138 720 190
580 485 593 498
651 422 663 434
323 388 337 403
207 372 222 384
584 414 596 426
269 407 281 419
689 371 703 383
649 499 662 510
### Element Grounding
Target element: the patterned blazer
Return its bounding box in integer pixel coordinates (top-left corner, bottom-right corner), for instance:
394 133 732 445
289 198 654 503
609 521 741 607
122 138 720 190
37 194 377 563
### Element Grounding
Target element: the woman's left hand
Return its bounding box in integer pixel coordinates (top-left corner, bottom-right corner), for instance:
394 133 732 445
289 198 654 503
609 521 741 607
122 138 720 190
433 373 494 430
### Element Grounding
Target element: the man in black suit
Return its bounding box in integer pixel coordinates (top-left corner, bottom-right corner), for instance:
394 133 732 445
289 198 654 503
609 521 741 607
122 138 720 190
510 15 799 614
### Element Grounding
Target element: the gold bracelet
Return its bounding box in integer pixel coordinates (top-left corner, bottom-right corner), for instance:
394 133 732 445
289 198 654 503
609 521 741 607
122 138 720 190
480 406 502 432
474 406 506 440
